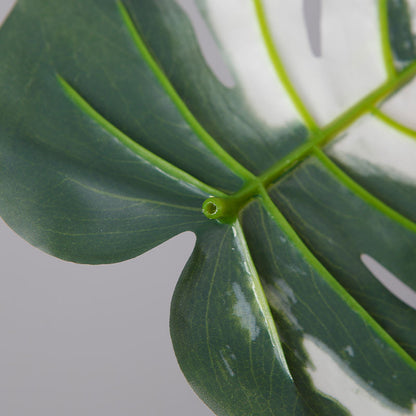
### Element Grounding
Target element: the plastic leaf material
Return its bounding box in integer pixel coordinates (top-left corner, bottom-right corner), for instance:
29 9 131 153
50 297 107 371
0 0 416 415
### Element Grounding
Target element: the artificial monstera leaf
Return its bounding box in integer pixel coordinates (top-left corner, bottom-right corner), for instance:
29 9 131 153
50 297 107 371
1 0 416 415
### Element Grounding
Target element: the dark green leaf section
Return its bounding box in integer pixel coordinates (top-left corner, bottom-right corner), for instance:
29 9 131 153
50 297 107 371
241 198 416 411
0 79 209 264
170 221 311 416
0 0 237 264
270 156 416 357
126 0 309 174
0 0 244 194
388 0 416 68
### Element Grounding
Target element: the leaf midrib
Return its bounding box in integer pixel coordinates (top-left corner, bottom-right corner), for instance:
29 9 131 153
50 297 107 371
57 75 226 198
59 0 416 233
259 188 416 370
117 1 255 184
254 0 416 370
215 0 416 232
58 0 416 380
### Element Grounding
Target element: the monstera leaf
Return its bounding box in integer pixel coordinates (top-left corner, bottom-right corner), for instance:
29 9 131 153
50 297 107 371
1 0 416 414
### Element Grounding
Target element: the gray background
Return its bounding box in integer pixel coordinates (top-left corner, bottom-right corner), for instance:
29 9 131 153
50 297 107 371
0 1 321 415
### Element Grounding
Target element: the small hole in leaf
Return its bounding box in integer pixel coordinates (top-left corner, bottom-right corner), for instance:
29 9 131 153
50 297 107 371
361 253 416 310
174 0 236 87
0 0 16 26
303 0 322 57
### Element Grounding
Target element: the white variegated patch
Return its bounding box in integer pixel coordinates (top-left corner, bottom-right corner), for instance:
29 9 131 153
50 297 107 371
304 336 416 415
328 115 416 186
261 0 386 125
232 283 261 341
409 1 416 34
201 0 302 127
381 77 416 130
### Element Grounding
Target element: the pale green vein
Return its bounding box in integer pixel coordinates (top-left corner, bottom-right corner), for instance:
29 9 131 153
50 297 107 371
255 48 416 190
259 188 416 370
66 177 201 211
57 75 225 198
257 60 416 183
373 107 416 139
234 220 292 380
117 1 255 182
205 229 229 391
320 59 416 140
253 0 319 132
203 58 416 221
313 148 416 234
39 220 207 237
379 0 397 78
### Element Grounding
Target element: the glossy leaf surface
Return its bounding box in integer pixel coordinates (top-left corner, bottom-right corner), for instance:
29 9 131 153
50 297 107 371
171 222 310 416
1 0 416 415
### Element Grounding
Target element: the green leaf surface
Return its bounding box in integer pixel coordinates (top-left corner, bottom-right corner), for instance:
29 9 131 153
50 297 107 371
171 221 310 416
1 0 416 415
270 154 416 355
386 0 416 69
242 196 416 414
0 0 246 263
241 195 416 413
124 0 309 175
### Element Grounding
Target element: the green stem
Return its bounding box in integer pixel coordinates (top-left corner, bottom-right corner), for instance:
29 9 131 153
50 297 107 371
319 60 416 141
263 59 416 182
203 60 416 218
202 180 262 221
